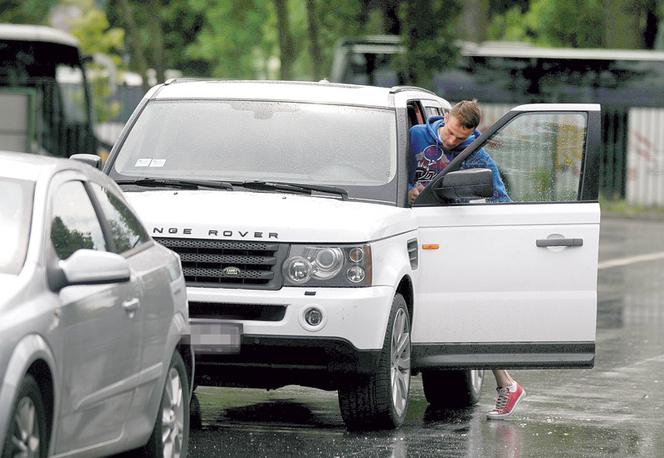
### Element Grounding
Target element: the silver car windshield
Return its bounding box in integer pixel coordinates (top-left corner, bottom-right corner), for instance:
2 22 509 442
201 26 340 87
114 100 397 187
0 177 34 274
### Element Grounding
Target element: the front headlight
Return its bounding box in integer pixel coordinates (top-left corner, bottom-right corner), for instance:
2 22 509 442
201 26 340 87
282 244 372 287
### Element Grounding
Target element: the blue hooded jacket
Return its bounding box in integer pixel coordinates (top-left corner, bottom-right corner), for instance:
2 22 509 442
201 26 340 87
408 115 510 203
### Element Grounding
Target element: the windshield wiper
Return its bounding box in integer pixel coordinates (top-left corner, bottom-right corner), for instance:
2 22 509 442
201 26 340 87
116 178 233 191
240 181 348 200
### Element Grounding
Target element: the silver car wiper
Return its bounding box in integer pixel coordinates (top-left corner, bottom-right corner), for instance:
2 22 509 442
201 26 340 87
116 177 234 191
240 180 348 200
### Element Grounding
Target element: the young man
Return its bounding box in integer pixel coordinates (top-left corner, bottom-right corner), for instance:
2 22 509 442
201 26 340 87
407 99 510 205
408 100 525 419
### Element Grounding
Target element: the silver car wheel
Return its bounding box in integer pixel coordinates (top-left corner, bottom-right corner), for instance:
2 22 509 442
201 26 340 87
390 307 411 418
161 367 184 458
10 397 40 458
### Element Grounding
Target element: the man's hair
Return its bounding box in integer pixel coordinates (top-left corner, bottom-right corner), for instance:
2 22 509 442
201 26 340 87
450 99 481 130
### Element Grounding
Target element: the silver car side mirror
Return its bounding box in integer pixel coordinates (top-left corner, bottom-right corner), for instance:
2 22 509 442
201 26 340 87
59 249 130 286
69 153 101 170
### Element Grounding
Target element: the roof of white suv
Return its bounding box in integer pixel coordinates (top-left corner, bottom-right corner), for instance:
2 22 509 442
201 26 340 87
152 80 433 108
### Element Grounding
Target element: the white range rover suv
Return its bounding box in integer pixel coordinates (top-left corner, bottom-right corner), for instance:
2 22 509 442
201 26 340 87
103 80 600 430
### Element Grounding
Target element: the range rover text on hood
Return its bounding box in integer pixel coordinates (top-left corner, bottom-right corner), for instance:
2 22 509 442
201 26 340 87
152 226 279 239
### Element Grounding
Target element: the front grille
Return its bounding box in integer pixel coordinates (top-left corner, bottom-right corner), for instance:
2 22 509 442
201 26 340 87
155 237 288 290
189 301 287 321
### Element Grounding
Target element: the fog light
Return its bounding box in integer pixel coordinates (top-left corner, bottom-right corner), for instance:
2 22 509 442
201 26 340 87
304 307 324 327
346 265 366 283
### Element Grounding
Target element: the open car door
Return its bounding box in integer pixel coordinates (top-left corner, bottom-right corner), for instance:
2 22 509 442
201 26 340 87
411 104 600 369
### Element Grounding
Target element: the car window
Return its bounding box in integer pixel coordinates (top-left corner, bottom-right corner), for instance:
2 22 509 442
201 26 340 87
113 100 397 188
481 112 587 203
0 177 34 274
425 106 441 117
51 180 107 260
89 183 149 254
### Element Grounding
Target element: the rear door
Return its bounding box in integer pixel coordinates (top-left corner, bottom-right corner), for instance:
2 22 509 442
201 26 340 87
411 104 601 369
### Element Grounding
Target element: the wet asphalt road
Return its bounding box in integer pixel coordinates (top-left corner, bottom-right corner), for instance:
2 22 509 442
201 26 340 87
187 216 664 457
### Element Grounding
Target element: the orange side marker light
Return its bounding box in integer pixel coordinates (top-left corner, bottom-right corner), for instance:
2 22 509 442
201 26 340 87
422 244 439 250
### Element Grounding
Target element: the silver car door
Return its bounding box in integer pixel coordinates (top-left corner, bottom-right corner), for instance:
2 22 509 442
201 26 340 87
49 178 142 453
88 182 179 431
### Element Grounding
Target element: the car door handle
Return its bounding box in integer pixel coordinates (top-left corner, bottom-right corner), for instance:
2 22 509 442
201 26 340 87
122 298 140 313
536 238 583 248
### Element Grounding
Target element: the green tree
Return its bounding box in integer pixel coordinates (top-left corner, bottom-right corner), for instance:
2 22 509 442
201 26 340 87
106 0 207 84
398 0 462 88
488 0 661 49
0 0 58 24
186 0 278 79
66 0 124 122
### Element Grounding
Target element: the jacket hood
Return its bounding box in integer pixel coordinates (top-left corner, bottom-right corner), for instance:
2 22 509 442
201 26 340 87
425 115 481 155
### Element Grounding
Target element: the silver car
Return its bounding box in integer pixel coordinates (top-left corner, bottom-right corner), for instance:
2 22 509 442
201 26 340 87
0 152 192 458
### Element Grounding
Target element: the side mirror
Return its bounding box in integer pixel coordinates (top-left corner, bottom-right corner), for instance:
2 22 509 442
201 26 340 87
433 168 494 201
70 153 101 170
59 250 130 287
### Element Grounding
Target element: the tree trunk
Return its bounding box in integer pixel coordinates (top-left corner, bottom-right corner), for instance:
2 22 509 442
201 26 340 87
643 0 659 49
306 0 323 80
603 0 641 49
460 0 489 43
359 0 372 27
118 0 150 91
274 0 295 80
147 0 166 83
381 0 400 35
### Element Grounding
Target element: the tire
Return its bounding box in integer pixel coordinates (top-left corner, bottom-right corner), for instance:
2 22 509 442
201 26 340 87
338 294 411 430
144 352 190 458
421 369 485 407
2 375 48 458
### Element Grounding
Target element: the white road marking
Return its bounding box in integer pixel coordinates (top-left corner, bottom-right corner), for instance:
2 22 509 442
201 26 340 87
598 250 664 270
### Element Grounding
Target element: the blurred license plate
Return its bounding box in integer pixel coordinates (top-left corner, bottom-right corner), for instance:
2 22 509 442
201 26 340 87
190 321 242 354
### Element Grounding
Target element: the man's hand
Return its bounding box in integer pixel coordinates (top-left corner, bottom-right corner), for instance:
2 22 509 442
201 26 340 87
408 186 421 205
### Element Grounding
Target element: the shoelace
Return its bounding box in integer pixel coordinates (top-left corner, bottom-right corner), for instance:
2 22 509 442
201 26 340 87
494 387 511 411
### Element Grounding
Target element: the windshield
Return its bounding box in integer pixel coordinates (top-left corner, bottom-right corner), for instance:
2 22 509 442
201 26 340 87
113 100 397 191
0 177 34 274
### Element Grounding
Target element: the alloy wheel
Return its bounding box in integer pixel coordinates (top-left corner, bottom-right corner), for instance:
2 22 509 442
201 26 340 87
390 307 411 417
161 367 184 458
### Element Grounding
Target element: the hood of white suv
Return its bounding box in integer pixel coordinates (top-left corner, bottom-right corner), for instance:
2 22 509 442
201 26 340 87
125 190 415 243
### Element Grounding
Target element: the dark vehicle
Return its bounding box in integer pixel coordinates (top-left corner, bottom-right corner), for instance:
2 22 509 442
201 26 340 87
0 24 98 157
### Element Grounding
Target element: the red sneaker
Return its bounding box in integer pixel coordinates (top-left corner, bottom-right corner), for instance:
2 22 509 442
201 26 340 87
487 383 525 420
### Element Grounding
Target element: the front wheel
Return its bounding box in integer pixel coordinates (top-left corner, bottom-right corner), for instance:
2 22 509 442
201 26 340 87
421 369 485 407
2 375 48 458
144 351 190 458
338 294 411 430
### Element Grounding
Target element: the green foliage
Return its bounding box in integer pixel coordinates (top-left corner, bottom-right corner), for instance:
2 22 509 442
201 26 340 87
489 0 604 48
66 0 124 57
186 0 364 80
0 0 58 24
186 0 277 79
397 0 462 89
66 0 124 123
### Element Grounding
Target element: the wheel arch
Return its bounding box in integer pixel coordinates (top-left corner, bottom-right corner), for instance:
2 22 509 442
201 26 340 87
0 334 58 454
26 359 55 447
396 275 414 325
176 337 195 400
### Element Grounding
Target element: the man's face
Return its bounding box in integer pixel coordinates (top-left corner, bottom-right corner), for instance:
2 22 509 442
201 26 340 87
439 114 474 150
